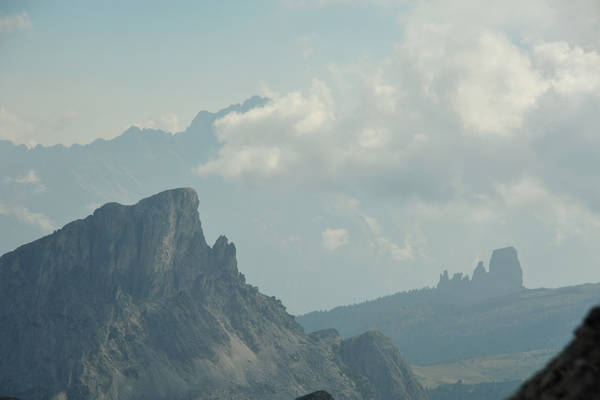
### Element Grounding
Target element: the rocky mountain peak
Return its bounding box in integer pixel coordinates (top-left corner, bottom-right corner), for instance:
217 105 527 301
436 247 524 303
339 331 429 400
0 188 427 400
471 261 487 282
489 246 523 288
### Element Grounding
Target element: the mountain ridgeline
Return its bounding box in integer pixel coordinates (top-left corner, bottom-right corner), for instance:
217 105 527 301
0 188 427 400
0 96 269 256
297 248 600 365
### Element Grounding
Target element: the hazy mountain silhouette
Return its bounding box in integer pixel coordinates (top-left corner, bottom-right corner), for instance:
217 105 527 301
0 188 427 400
297 248 600 364
0 96 268 256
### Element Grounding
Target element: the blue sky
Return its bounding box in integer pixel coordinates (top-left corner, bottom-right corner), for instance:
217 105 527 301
1 0 402 145
2 0 600 312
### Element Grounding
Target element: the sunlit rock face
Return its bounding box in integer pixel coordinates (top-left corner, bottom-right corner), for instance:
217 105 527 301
0 188 427 400
509 306 600 400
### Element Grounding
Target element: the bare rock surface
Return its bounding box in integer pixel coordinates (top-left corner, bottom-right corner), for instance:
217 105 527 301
0 188 427 400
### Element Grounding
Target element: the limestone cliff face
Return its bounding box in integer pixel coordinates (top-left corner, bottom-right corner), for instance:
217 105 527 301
0 188 427 400
509 306 600 399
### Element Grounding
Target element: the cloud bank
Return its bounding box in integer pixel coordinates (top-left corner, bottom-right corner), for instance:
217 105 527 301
195 0 600 267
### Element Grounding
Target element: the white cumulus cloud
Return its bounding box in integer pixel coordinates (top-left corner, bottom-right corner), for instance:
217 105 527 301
0 107 36 146
322 228 350 250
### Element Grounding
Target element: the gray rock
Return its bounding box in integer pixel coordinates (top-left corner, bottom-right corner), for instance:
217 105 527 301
488 246 523 291
339 331 429 400
0 188 427 400
437 246 524 301
471 261 487 283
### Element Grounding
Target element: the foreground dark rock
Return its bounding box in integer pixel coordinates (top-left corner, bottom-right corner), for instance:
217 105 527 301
0 188 427 400
296 391 335 400
509 306 600 399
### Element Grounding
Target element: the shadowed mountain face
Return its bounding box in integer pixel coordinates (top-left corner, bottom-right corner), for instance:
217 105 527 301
0 188 427 400
509 306 600 400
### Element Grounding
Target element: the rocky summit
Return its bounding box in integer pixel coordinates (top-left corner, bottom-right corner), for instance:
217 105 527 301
0 188 427 400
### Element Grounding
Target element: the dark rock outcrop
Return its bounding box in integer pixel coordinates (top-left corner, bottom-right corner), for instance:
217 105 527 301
509 306 600 399
0 188 427 400
295 391 335 400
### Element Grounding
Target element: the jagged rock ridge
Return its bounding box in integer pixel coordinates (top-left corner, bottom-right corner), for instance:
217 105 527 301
0 188 426 400
297 247 600 365
437 246 524 303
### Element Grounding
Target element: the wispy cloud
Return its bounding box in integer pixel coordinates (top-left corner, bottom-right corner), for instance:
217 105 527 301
3 170 46 193
131 113 183 133
322 228 349 250
0 12 32 34
0 203 54 231
193 0 600 250
0 107 36 146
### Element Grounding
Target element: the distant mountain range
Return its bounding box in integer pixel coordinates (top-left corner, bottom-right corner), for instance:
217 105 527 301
297 248 600 383
0 188 427 400
0 96 268 256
